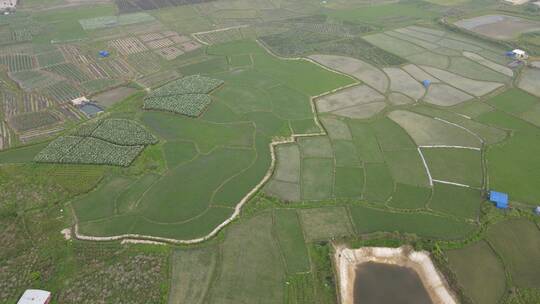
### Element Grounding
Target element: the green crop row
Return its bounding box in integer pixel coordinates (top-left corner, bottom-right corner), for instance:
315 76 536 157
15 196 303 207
34 135 144 166
147 75 223 97
144 94 211 117
90 119 158 146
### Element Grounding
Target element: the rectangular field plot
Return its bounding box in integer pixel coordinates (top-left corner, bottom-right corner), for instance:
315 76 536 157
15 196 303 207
9 70 61 90
299 207 355 241
333 140 362 167
108 37 148 55
429 183 481 220
387 183 431 209
273 209 310 274
347 121 383 162
36 49 65 68
487 88 539 116
446 241 506 304
207 213 285 304
363 33 428 57
301 158 333 201
487 219 540 288
371 118 416 151
422 147 482 187
298 136 333 158
334 166 364 199
8 111 60 132
45 63 92 83
363 162 394 202
0 54 35 72
42 81 83 103
168 246 217 304
349 205 476 239
383 149 429 187
476 111 540 204
155 46 184 60
274 144 301 183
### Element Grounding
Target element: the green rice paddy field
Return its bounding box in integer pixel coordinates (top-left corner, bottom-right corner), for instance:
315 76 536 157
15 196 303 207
2 0 540 303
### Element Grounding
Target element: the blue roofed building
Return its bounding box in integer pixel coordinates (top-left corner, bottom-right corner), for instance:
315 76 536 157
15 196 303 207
489 191 509 209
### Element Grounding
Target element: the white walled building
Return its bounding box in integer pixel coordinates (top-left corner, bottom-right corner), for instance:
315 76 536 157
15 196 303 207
0 0 17 13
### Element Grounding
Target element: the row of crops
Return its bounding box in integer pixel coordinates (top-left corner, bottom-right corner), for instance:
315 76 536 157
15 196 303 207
34 136 144 166
143 75 223 116
73 119 158 146
34 119 157 166
0 54 35 72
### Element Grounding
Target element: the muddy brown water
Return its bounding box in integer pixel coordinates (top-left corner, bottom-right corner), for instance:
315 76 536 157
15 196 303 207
354 261 433 304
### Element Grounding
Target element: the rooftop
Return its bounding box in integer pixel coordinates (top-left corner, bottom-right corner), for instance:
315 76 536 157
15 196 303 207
17 289 51 304
0 0 17 10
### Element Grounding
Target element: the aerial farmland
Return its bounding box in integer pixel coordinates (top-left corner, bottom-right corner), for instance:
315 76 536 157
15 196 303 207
0 0 540 303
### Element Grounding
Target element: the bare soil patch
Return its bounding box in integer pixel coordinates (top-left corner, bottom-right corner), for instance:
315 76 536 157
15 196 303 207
421 66 503 97
332 102 387 119
309 55 388 93
462 51 513 77
93 87 138 107
423 83 473 106
388 92 414 105
316 84 384 113
518 67 540 97
388 110 481 147
384 67 425 100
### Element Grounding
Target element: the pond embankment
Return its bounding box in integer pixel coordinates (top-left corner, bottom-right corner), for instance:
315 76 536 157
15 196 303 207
335 245 458 304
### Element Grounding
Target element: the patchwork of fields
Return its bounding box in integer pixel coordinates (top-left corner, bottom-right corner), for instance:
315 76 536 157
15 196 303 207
2 0 540 303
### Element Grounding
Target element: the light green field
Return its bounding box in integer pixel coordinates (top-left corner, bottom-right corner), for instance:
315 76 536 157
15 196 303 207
168 246 217 304
273 209 311 274
429 183 481 220
299 207 355 241
349 205 476 239
387 183 431 209
477 110 540 204
207 213 285 304
446 241 506 304
422 147 483 187
363 162 394 202
487 219 540 288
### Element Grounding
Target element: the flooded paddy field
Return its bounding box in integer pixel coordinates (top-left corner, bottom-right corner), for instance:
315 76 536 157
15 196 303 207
354 262 433 304
335 246 457 304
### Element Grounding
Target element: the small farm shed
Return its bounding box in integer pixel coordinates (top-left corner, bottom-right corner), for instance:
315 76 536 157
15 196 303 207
489 191 509 209
99 50 110 58
0 0 17 12
534 206 540 215
506 49 528 60
71 96 89 106
17 289 51 304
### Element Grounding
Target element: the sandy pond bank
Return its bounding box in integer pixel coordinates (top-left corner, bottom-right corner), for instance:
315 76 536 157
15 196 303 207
335 245 458 304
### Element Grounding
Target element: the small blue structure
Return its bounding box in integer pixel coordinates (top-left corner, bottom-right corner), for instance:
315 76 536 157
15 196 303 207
534 206 540 215
98 50 110 58
422 79 431 88
505 51 515 57
489 191 509 209
80 103 104 117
